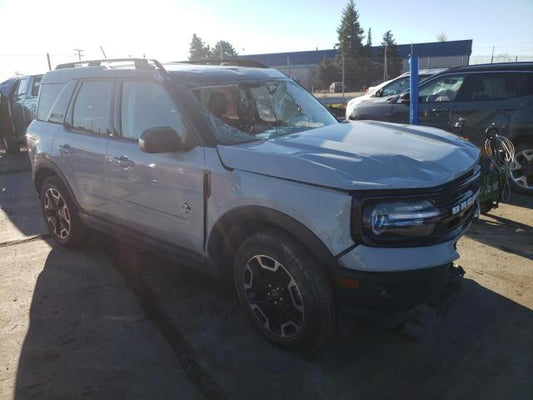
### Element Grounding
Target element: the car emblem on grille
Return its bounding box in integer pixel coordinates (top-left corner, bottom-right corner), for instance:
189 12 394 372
451 191 479 215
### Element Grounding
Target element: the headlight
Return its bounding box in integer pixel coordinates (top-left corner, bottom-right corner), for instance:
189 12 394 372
361 200 440 243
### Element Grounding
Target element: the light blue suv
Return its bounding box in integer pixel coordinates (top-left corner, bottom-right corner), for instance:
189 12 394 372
27 58 480 350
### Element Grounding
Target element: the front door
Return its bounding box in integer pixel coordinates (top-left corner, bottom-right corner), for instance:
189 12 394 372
104 80 205 253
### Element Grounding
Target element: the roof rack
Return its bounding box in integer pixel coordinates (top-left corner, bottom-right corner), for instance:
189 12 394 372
171 59 268 68
55 58 168 74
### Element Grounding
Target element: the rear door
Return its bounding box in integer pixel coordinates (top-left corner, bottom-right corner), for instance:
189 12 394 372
451 72 533 146
54 79 113 214
103 79 205 252
390 73 466 129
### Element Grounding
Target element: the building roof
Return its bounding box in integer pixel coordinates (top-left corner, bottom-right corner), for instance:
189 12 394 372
240 40 473 67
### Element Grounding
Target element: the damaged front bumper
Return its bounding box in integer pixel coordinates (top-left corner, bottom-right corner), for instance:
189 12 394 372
331 262 465 333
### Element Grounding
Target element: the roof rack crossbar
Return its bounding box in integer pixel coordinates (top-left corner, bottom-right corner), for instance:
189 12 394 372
171 58 268 68
55 58 168 74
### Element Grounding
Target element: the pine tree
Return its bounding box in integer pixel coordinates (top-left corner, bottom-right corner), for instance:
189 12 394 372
336 0 364 58
365 27 373 58
366 28 372 48
211 40 239 59
318 57 341 89
381 30 403 78
189 34 211 60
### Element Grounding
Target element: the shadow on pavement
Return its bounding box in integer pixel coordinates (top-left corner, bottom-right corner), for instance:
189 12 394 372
0 151 31 175
0 151 46 240
467 213 533 260
14 237 201 400
501 192 533 209
105 239 533 400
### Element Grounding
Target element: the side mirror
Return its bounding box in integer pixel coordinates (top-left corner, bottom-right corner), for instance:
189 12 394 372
398 92 410 104
374 88 383 97
139 127 183 153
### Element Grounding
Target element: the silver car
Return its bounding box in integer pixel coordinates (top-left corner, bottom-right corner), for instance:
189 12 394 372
27 58 480 351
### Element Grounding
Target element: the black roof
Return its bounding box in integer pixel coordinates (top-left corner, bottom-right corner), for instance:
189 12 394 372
165 63 286 85
444 62 533 73
42 59 286 86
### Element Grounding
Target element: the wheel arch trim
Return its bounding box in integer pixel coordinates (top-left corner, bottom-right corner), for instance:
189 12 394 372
207 205 338 270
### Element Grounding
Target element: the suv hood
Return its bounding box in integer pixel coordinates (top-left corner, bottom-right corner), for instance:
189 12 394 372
217 120 480 191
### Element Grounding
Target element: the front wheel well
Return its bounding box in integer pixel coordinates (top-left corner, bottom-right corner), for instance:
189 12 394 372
34 167 58 195
207 207 337 279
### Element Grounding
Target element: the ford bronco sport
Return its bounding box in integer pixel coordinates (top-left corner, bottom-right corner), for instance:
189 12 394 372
27 58 480 350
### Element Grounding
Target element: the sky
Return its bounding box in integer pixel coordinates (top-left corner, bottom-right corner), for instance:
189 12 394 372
0 0 532 80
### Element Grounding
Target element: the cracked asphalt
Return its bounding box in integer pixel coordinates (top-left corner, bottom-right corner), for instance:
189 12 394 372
1 151 532 400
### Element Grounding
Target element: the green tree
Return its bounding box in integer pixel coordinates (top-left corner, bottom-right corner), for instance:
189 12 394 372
211 40 239 59
189 34 211 60
336 0 365 58
380 30 402 79
318 56 341 89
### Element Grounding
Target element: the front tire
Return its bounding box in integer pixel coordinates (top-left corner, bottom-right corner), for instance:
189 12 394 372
234 229 336 351
40 176 87 248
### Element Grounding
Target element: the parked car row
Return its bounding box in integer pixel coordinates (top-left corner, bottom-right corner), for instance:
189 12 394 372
345 68 448 119
346 63 533 194
26 58 479 350
0 74 42 154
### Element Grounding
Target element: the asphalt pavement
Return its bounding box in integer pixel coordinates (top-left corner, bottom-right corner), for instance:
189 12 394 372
1 151 532 400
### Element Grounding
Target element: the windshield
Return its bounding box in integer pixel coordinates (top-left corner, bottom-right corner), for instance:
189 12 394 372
192 80 338 145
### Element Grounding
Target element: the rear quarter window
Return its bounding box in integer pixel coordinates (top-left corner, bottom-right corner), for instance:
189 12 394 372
37 83 65 121
47 80 77 124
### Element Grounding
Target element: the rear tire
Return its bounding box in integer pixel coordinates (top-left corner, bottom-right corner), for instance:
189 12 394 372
40 176 88 248
509 141 533 195
234 228 336 351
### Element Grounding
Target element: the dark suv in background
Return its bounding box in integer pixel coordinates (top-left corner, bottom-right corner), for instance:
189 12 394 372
0 74 42 154
348 63 533 194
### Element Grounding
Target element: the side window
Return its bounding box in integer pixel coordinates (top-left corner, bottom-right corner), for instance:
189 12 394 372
419 75 465 103
30 76 42 97
121 81 187 140
37 83 65 121
47 80 77 124
381 77 409 97
456 73 533 102
72 81 112 135
15 78 28 101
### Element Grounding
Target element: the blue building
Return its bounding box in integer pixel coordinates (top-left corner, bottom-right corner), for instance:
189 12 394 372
240 39 472 90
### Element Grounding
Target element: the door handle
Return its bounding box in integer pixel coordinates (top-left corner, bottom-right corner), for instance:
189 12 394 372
58 144 73 155
111 155 135 169
431 107 449 114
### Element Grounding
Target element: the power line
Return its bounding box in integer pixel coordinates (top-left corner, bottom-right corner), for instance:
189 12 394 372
73 49 84 61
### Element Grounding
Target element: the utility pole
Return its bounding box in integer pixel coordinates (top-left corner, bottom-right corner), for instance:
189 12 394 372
341 54 345 100
490 46 495 64
383 43 388 81
74 49 84 61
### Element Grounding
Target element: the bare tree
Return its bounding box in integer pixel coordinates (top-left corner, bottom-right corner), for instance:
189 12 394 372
436 31 448 42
